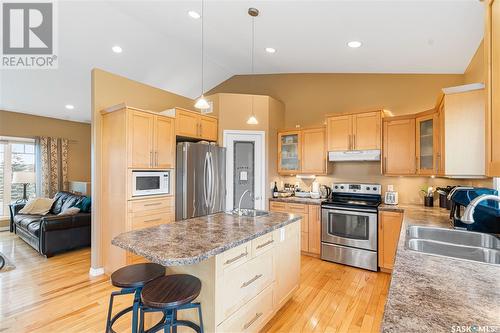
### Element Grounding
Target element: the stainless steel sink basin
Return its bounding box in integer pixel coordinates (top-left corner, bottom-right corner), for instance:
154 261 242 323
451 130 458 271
407 225 500 249
405 225 500 265
228 209 269 217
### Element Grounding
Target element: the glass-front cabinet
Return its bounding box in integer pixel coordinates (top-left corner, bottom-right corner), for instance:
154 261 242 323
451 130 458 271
278 131 301 174
416 114 438 175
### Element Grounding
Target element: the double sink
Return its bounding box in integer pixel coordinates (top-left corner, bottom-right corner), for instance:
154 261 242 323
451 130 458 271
406 225 500 265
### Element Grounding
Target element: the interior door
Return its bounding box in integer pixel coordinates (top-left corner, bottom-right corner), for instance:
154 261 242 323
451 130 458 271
128 111 154 168
233 141 255 210
353 112 381 150
154 116 175 168
327 115 352 151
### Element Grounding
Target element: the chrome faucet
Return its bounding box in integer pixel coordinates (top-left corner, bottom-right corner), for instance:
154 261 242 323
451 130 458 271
237 189 252 216
461 194 500 224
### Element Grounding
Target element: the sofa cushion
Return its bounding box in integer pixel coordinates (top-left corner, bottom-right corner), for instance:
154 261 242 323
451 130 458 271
13 214 47 237
50 192 86 215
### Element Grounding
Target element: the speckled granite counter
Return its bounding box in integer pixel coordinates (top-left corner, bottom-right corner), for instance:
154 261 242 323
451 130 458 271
269 197 324 205
381 204 500 332
112 212 301 266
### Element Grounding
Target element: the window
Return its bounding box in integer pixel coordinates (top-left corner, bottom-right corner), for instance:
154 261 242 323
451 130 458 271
0 137 36 219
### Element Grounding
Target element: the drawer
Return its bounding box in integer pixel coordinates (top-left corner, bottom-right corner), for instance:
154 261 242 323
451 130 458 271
217 283 274 333
221 251 274 320
128 197 173 213
269 201 287 212
130 211 173 230
251 232 275 258
287 203 308 214
219 242 251 272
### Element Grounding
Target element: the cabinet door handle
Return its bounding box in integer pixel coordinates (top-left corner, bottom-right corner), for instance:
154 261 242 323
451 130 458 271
144 202 162 207
256 239 274 250
384 157 387 173
224 252 248 265
144 218 161 223
348 134 351 150
243 312 263 330
241 274 263 288
150 151 153 167
353 134 356 149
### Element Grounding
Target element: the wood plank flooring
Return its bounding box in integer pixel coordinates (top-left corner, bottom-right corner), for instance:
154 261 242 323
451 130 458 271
0 232 390 333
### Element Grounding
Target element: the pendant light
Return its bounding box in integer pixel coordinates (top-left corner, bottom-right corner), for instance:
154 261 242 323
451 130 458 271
246 7 259 125
194 0 210 110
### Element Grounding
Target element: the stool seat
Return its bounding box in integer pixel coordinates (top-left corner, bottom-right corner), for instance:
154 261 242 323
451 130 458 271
110 263 165 289
141 274 201 309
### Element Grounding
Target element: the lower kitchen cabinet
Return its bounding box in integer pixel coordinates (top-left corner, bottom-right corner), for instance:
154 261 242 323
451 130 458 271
269 201 321 256
378 210 404 273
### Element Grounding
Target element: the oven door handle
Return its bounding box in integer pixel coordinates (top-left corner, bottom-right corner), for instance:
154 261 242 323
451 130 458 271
322 207 377 215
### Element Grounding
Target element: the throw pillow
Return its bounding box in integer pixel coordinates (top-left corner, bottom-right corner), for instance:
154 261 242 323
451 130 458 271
19 198 55 215
57 207 80 216
76 197 91 213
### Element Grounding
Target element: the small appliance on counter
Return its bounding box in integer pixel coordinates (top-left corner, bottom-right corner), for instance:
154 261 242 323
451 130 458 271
384 185 398 205
319 185 332 199
448 187 500 233
310 181 320 199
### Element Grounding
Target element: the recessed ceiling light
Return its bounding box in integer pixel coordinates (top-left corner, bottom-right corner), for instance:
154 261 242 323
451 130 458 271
65 104 74 110
112 45 122 53
265 47 276 54
188 10 201 19
347 41 362 48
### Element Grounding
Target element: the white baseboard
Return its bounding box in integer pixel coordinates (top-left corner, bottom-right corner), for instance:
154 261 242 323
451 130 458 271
89 267 105 277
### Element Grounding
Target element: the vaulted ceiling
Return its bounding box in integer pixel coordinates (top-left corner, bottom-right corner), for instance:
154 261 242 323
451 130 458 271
0 0 484 123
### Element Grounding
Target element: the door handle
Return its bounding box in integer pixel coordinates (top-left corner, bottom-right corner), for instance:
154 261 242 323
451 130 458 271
150 151 153 167
241 274 263 288
353 134 356 149
155 151 158 166
224 252 248 265
243 312 263 330
204 153 209 209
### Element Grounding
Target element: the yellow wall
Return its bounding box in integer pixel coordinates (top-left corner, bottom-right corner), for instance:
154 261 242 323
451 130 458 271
91 68 194 269
0 110 91 182
208 73 465 128
464 40 485 84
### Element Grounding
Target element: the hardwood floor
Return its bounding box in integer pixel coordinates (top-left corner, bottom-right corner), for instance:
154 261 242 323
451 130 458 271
0 232 390 333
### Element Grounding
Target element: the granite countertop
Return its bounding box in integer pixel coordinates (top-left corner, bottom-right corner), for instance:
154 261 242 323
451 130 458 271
381 204 500 332
112 212 301 266
269 196 325 205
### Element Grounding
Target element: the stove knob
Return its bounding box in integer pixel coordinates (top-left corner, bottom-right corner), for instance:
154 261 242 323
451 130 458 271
372 187 377 191
366 186 370 191
340 186 344 190
334 185 338 189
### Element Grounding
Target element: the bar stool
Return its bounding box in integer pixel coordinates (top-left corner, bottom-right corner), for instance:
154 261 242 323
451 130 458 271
140 274 204 333
106 263 166 333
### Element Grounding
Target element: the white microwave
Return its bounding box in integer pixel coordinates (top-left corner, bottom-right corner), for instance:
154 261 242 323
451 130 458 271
132 170 170 197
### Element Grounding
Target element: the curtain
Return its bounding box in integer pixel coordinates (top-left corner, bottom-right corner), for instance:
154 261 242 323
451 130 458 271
35 137 69 198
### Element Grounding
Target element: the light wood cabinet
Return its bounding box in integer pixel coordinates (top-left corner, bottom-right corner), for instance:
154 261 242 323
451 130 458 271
415 113 438 175
277 127 327 175
327 111 381 151
269 200 320 256
378 211 403 273
174 108 218 142
128 110 174 169
101 105 176 274
382 117 416 175
486 0 500 176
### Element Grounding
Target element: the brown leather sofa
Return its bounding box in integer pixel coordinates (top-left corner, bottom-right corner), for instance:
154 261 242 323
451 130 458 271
10 192 91 257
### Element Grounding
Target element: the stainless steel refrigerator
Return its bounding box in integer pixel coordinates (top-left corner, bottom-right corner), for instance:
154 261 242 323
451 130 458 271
176 142 226 220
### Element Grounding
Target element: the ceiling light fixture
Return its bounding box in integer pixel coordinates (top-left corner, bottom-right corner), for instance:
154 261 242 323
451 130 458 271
65 104 75 110
188 10 201 19
265 47 276 54
112 45 122 53
194 0 209 110
347 41 362 48
246 7 259 125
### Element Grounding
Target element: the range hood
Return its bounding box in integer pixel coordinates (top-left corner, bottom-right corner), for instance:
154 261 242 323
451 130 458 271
328 150 381 162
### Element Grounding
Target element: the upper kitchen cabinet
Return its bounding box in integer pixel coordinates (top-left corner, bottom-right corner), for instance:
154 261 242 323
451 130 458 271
415 112 438 175
437 85 486 177
167 108 218 142
327 110 382 151
278 127 327 175
486 0 500 176
278 130 301 174
126 108 175 169
383 116 416 175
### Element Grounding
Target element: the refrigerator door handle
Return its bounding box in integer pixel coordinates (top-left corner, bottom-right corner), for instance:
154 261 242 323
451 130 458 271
204 152 209 209
209 151 216 211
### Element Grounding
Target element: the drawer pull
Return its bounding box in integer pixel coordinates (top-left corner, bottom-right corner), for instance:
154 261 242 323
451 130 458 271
144 218 161 223
144 202 162 207
243 312 263 330
256 240 274 249
241 274 263 288
224 252 248 265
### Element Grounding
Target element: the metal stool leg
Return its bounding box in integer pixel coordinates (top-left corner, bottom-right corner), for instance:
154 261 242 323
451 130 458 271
105 292 116 333
131 288 142 333
196 304 204 333
171 309 177 333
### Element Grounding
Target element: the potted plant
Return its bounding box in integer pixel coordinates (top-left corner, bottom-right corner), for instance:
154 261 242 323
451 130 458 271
420 186 435 207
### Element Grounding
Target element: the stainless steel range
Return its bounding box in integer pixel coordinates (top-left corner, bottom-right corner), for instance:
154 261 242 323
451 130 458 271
321 183 381 271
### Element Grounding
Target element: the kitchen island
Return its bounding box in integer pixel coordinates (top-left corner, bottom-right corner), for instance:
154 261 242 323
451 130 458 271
112 211 302 332
380 205 500 332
